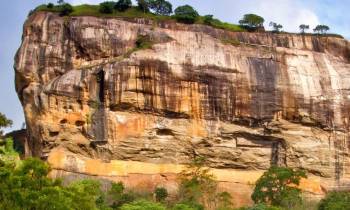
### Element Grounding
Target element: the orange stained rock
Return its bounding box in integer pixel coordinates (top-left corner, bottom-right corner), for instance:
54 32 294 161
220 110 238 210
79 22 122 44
298 178 324 194
113 113 153 141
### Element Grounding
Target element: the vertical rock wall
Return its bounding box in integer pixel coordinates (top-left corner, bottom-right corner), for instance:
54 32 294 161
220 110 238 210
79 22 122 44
15 11 350 206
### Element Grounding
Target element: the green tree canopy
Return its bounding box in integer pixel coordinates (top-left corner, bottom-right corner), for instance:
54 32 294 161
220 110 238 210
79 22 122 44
136 0 150 13
0 113 12 136
269 22 283 33
58 3 73 16
174 5 199 24
251 166 306 208
299 24 310 33
99 1 116 14
239 14 265 28
149 0 172 16
115 0 132 12
313 25 330 34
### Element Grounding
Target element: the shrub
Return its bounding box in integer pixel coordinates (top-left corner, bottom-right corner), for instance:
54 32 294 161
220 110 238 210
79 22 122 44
242 204 283 210
99 1 116 14
251 166 306 208
47 3 54 8
154 187 168 202
172 203 198 210
318 191 350 210
177 157 232 209
149 0 172 16
115 0 132 12
120 199 166 210
58 3 73 16
135 35 153 49
174 5 199 24
0 113 12 136
203 15 214 25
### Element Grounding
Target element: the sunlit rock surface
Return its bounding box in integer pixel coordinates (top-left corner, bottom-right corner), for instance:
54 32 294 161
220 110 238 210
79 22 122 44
15 11 350 206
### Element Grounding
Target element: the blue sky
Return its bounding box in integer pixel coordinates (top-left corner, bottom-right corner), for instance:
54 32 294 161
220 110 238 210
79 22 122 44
0 0 349 133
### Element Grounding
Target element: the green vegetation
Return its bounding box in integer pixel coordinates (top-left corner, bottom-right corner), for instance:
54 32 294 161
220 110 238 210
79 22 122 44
120 199 166 210
177 157 232 210
251 166 306 209
148 0 173 16
0 112 12 136
174 5 199 24
269 22 283 33
299 24 310 33
115 0 132 12
34 2 244 33
99 1 116 14
318 191 350 210
313 25 330 34
136 0 150 13
32 1 344 39
239 14 264 30
220 38 240 46
0 138 348 210
155 187 168 202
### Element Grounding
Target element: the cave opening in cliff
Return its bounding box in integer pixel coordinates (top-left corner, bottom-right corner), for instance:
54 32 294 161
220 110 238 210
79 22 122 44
97 69 105 103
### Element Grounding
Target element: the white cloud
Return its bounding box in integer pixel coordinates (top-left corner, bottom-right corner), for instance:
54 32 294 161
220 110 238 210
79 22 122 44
253 0 320 32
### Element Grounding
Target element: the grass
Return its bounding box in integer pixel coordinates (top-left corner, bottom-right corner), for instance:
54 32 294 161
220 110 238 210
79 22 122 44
34 4 345 39
220 38 241 46
196 16 245 32
33 4 244 32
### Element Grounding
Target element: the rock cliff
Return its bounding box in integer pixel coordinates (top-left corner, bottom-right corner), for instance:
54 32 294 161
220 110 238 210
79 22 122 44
15 11 350 206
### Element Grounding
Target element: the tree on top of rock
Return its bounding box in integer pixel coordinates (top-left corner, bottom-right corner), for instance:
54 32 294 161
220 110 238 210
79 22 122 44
313 25 330 34
115 0 132 12
299 24 310 33
174 5 199 24
149 0 173 16
239 14 265 28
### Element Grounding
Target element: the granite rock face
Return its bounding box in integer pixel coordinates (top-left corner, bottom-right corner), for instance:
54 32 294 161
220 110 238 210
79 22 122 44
15 12 350 206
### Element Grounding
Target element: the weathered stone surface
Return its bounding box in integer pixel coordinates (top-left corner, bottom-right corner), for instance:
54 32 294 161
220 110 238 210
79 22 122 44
15 11 350 206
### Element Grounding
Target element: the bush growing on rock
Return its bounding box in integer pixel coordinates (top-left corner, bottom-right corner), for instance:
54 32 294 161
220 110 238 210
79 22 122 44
120 199 166 210
149 0 173 16
154 187 168 202
0 112 12 136
174 5 199 24
58 3 73 16
177 157 232 210
115 0 132 12
318 191 350 210
99 1 116 14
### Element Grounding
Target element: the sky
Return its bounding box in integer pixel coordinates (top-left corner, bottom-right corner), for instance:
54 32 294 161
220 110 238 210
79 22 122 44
0 0 349 133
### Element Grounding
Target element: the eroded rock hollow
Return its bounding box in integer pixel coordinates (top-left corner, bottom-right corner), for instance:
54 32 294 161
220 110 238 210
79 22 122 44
15 12 350 206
